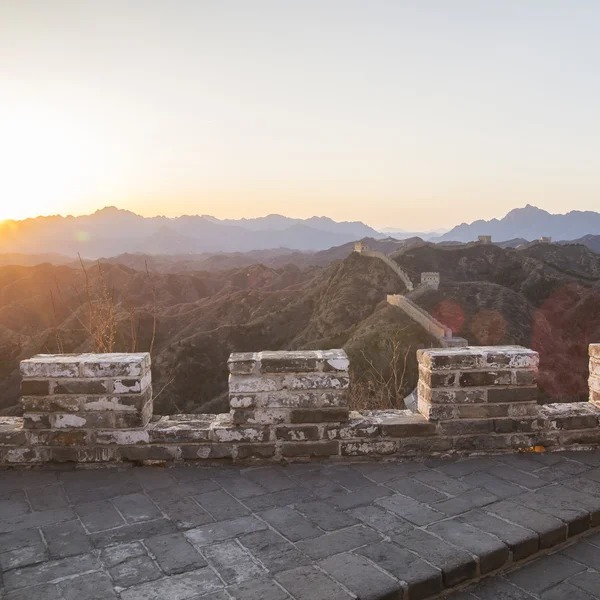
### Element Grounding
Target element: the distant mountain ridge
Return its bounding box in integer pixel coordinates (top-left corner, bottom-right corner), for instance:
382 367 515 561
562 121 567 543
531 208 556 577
3 204 600 259
0 207 385 257
437 205 600 243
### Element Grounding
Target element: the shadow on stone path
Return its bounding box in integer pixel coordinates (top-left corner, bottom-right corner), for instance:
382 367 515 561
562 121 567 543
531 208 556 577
2 451 600 599
447 533 600 599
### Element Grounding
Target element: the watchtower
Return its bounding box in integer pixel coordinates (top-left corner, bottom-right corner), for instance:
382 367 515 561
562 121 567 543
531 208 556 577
420 272 440 290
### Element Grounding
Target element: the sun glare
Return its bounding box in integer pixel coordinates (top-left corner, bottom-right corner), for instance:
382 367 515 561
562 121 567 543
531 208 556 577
0 104 106 220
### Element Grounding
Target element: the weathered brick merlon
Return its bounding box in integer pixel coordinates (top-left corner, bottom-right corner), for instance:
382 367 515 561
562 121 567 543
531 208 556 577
229 372 349 393
21 372 151 398
22 400 153 430
417 346 539 370
22 388 151 414
418 396 539 421
589 345 600 405
20 353 150 379
229 389 347 409
228 349 349 375
419 368 538 389
231 407 350 425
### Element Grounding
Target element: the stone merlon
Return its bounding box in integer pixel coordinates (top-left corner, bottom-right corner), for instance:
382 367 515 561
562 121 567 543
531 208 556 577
1 345 600 466
228 349 350 375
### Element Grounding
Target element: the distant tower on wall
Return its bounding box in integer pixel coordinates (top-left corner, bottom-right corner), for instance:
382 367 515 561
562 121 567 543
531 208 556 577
540 236 552 244
354 241 368 253
478 235 492 244
420 272 440 290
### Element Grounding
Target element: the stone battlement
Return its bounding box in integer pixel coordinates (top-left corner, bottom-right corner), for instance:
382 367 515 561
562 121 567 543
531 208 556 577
420 271 440 289
360 249 414 291
386 294 467 347
590 344 600 406
20 353 152 431
1 345 599 465
228 350 350 427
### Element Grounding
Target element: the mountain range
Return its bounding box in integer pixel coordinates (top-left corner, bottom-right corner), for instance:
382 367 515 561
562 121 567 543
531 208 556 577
436 205 600 243
0 208 384 257
2 205 600 258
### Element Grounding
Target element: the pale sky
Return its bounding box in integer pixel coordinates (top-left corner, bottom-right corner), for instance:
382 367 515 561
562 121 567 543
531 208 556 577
1 1 599 229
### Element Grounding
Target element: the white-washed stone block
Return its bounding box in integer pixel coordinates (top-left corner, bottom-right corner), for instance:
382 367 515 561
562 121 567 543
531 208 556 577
94 430 150 445
52 414 87 429
79 353 150 378
417 346 539 370
229 373 349 394
228 349 349 375
113 371 151 394
20 355 79 378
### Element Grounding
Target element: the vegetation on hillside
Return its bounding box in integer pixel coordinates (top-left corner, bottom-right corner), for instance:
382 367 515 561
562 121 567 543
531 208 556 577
0 241 598 414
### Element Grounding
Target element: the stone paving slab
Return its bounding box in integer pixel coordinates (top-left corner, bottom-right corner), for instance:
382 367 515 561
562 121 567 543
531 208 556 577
2 451 600 599
445 532 600 599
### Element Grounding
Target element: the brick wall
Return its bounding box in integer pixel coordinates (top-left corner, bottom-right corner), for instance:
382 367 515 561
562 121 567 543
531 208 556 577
361 250 414 291
228 350 349 424
20 352 151 431
591 344 600 406
1 345 600 465
420 272 440 289
417 346 543 450
387 295 451 339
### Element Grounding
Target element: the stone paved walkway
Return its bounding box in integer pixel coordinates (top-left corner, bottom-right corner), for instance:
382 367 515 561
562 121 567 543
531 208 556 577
3 451 600 600
446 534 600 599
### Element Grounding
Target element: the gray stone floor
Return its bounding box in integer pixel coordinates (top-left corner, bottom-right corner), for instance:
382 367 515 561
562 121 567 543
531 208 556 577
3 452 600 599
447 533 600 599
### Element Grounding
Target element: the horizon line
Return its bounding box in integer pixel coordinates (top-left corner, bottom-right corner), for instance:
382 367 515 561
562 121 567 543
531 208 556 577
2 202 597 232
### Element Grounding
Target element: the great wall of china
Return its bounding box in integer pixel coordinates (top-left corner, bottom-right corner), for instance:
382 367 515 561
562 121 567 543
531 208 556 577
353 241 468 348
1 238 597 600
1 343 599 466
1 236 577 469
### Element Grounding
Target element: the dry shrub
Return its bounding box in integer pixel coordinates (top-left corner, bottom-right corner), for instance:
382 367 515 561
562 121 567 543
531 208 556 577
349 329 411 411
80 256 117 353
52 255 156 355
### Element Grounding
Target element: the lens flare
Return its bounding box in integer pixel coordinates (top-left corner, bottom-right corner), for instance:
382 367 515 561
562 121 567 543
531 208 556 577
75 231 90 242
432 300 465 334
471 309 507 345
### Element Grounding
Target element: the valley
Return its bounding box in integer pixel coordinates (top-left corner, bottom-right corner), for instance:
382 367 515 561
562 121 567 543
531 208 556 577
0 238 598 417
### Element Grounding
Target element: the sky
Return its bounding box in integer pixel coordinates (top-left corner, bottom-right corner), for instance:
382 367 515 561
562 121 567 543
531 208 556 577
1 1 600 230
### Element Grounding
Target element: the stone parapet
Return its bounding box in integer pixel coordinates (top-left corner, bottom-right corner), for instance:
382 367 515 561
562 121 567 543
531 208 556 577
420 272 440 289
20 353 152 430
387 295 451 339
2 345 600 466
590 344 600 406
4 401 600 464
228 350 350 426
361 250 414 290
417 346 539 436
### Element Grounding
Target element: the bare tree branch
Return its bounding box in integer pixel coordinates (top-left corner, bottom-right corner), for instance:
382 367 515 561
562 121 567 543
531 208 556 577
145 260 157 355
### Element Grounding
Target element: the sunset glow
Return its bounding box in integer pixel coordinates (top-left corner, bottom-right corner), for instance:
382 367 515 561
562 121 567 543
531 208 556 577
0 103 109 220
2 1 600 228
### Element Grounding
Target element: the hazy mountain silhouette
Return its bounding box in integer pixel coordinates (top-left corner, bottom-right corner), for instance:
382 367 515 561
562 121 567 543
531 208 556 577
0 207 384 257
559 234 600 254
436 205 600 243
